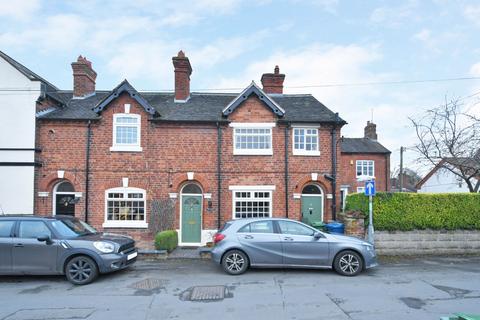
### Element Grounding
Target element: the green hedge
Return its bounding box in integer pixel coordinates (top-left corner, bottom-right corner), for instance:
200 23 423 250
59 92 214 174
154 230 178 252
345 192 480 231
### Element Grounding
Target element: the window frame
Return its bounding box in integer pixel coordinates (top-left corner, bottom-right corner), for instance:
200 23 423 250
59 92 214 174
110 113 142 152
292 126 320 156
229 185 275 219
230 122 275 155
103 187 148 228
356 160 375 178
357 187 366 193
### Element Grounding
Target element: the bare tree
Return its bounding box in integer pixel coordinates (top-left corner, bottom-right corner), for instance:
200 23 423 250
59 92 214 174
410 97 480 192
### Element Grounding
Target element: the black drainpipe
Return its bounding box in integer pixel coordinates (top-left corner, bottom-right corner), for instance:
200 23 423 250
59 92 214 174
216 123 222 229
284 124 290 218
84 120 92 223
330 113 339 221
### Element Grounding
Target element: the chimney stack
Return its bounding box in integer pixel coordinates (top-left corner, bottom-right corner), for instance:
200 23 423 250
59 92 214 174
172 50 192 102
261 65 285 94
364 121 378 140
71 55 97 98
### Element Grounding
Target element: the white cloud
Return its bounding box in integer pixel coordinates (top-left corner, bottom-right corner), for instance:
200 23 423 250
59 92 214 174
413 29 431 42
464 5 480 26
470 62 480 77
370 1 419 27
0 0 40 20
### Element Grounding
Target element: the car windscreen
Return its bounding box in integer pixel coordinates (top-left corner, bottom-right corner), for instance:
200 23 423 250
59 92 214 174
51 219 97 237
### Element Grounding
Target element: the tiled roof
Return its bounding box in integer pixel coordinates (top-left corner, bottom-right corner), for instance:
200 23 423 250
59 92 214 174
341 138 390 154
39 88 346 124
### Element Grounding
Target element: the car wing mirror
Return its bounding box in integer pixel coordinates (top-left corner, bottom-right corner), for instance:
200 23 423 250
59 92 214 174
313 231 323 239
37 234 52 244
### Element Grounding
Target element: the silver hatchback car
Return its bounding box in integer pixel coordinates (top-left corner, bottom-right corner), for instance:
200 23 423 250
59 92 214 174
211 218 377 276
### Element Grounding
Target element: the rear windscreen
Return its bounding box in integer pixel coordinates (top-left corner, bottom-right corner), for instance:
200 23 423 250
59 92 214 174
219 222 232 232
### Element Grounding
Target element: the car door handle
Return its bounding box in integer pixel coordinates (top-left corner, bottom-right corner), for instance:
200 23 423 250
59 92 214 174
284 237 294 241
244 235 254 239
14 243 24 248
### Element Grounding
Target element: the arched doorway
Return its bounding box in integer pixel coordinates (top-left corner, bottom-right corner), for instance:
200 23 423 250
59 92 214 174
53 181 76 216
180 183 203 244
301 184 324 225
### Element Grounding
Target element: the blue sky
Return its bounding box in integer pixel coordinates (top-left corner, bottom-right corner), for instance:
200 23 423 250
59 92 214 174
1 0 480 174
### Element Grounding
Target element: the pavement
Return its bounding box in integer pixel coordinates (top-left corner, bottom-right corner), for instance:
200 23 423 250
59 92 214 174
0 255 479 320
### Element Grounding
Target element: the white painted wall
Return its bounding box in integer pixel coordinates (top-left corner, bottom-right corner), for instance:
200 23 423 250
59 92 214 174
418 167 478 193
0 57 40 214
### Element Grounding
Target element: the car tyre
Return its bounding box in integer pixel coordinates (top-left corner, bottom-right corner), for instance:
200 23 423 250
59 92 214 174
222 250 249 275
333 250 363 276
65 255 98 285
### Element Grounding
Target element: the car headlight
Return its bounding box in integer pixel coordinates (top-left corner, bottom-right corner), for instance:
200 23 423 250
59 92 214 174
362 242 374 251
93 241 115 253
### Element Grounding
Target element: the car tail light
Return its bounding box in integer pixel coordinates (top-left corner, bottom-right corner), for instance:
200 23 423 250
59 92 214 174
213 233 225 244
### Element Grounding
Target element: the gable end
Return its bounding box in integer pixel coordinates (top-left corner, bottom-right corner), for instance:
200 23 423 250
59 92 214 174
222 81 285 117
93 80 157 116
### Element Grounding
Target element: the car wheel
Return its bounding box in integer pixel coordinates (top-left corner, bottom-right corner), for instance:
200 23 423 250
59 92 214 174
222 250 249 275
334 250 363 276
65 256 98 285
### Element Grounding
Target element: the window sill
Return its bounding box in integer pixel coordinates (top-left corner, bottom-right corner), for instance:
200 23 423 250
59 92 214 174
110 146 143 152
292 150 320 156
102 221 148 229
233 149 273 156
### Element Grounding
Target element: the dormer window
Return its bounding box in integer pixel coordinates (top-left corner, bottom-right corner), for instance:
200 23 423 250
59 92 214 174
110 114 142 152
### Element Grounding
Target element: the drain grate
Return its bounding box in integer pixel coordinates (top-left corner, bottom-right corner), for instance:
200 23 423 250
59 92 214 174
190 286 225 301
130 278 168 290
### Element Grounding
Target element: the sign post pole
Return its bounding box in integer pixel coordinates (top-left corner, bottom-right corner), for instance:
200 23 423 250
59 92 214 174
364 179 376 244
367 194 374 244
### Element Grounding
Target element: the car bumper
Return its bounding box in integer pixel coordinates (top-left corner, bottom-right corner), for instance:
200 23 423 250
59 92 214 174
211 246 223 264
98 249 138 273
364 251 379 269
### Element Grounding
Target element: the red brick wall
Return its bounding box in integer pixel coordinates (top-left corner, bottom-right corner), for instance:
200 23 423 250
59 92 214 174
339 153 390 193
35 93 343 248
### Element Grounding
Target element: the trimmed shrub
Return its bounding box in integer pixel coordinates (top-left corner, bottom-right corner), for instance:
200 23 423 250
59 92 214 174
345 192 480 231
154 230 178 252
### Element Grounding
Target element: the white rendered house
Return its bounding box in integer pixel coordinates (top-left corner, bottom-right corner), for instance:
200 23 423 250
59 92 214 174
0 51 57 214
417 158 479 193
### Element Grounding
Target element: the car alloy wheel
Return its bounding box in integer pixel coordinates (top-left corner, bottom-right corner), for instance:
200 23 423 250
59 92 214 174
222 250 249 275
334 250 363 276
66 256 98 285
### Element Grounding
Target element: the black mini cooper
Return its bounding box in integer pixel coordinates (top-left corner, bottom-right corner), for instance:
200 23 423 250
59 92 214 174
0 215 137 285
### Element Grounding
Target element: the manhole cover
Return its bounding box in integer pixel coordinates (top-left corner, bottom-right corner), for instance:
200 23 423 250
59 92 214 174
130 278 168 290
190 286 225 301
4 308 94 320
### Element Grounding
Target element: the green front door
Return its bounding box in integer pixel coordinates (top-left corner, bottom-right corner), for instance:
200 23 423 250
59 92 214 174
181 195 202 243
301 195 323 225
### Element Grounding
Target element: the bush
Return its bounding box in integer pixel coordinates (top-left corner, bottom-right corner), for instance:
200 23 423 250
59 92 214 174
154 230 178 252
345 192 480 231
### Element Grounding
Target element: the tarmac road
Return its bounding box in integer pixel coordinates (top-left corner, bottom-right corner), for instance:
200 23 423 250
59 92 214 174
0 255 479 320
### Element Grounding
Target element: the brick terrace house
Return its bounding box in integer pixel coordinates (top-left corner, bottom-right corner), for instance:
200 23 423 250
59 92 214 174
1 51 391 248
339 121 391 209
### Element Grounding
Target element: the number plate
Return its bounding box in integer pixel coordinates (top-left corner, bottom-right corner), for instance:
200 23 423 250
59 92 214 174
127 252 138 260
